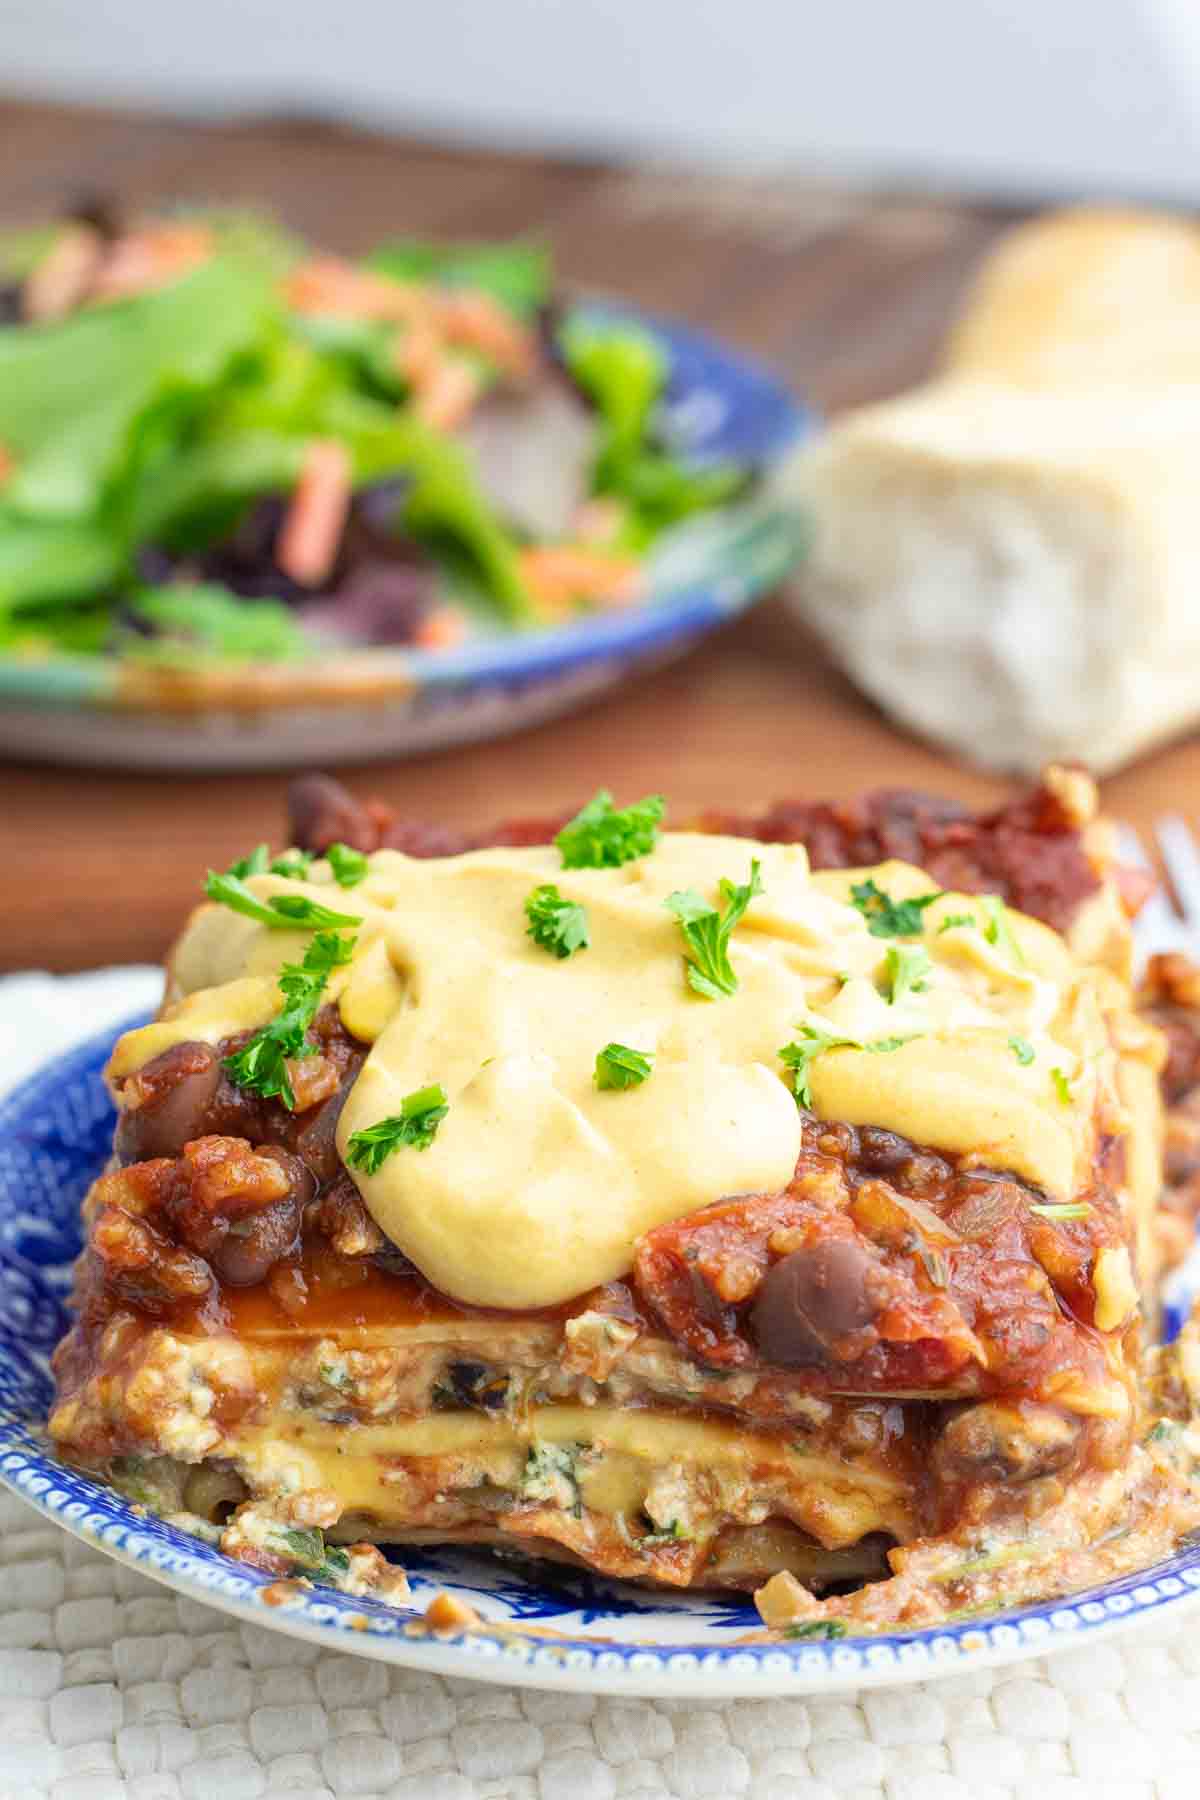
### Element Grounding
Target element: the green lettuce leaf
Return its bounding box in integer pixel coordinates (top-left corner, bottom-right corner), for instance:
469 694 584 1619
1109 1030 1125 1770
126 334 533 621
561 318 748 543
0 513 122 609
0 255 275 521
366 239 551 319
123 583 312 664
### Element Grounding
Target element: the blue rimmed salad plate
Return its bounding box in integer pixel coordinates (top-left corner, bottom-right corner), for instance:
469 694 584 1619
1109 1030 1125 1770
0 210 810 771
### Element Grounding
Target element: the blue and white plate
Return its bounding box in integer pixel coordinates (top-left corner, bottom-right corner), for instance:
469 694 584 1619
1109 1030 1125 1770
3 1021 1199 1697
0 305 810 773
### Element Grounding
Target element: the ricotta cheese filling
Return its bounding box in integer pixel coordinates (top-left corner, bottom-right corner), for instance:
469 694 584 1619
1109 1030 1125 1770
109 832 1117 1310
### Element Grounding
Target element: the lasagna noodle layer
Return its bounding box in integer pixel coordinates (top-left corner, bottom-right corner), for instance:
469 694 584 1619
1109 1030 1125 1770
226 1401 917 1556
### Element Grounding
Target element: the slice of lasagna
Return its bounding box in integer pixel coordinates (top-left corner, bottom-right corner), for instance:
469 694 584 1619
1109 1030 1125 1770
49 769 1200 1633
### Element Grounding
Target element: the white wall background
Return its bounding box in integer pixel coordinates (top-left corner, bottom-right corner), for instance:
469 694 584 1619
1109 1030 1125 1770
5 0 1200 201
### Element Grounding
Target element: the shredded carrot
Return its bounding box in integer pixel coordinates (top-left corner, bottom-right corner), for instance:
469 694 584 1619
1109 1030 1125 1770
285 257 432 326
415 358 482 431
571 497 626 548
438 290 536 381
275 440 353 588
518 546 644 618
393 317 443 388
413 605 469 651
21 223 104 322
89 224 213 304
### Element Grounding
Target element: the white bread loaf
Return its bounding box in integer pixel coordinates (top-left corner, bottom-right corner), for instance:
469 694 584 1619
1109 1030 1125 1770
943 206 1200 388
789 377 1200 774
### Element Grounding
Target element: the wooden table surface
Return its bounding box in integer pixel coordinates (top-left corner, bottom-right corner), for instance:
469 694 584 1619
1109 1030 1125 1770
5 100 1199 974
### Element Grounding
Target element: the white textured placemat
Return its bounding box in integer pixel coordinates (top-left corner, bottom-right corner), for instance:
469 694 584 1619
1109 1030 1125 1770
3 968 1200 1800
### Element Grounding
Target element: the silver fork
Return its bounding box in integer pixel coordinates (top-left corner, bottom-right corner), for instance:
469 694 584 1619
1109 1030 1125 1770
1120 819 1200 965
1123 817 1200 1324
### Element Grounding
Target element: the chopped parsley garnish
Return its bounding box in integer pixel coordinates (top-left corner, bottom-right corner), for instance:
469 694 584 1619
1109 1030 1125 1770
665 858 763 1000
784 1619 847 1640
556 789 665 869
1050 1066 1073 1104
326 842 369 888
223 929 356 1109
282 1526 328 1567
779 1024 863 1107
228 843 269 879
270 848 315 879
982 895 1026 966
1009 1035 1035 1065
345 1084 450 1172
779 1026 913 1108
937 911 976 934
524 884 591 958
595 1042 654 1090
280 1526 352 1585
884 943 932 1005
1029 1201 1093 1221
850 878 941 939
204 869 361 932
226 844 315 880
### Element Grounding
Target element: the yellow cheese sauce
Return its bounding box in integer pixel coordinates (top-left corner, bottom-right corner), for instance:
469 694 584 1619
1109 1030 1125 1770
228 1402 915 1551
109 835 1121 1310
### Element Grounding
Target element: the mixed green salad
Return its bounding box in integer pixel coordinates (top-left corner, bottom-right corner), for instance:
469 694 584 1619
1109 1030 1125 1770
0 205 753 667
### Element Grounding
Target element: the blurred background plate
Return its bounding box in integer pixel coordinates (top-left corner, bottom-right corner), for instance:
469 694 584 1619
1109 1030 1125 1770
0 304 811 772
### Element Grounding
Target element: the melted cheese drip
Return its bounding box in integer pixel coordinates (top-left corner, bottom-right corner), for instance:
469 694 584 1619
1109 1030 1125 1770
109 836 1115 1310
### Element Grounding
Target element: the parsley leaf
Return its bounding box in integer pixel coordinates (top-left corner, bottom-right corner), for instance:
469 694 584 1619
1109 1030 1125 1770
778 1024 864 1107
594 1042 654 1090
665 859 763 1000
784 1619 847 1640
229 846 315 880
884 943 932 1005
282 1526 327 1569
346 1084 450 1173
278 1526 353 1585
556 789 665 869
937 911 976 934
204 869 362 931
1009 1035 1035 1066
850 879 941 938
524 884 591 959
779 1026 915 1107
228 843 270 879
327 842 369 888
270 848 315 879
223 930 357 1109
982 894 1026 966
1050 1066 1073 1104
1029 1201 1093 1221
